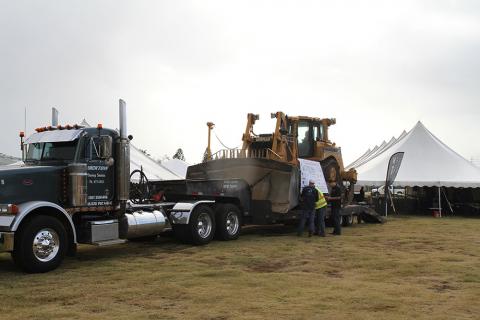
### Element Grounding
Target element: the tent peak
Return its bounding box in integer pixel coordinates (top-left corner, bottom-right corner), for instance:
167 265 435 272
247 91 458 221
415 121 425 128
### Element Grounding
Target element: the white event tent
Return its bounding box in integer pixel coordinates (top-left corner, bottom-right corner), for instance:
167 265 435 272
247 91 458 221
162 159 190 179
130 144 182 181
351 121 480 188
348 121 480 216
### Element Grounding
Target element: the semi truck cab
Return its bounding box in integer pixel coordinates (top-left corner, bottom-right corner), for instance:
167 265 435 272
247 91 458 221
0 100 245 273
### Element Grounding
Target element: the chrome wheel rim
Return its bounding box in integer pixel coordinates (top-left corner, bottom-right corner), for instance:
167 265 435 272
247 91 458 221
197 212 212 239
225 211 239 236
32 228 60 262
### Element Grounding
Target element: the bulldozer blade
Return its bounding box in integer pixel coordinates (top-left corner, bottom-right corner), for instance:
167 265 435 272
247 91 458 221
187 158 300 214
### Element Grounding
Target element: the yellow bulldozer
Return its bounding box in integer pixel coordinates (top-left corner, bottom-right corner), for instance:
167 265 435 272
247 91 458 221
186 112 357 215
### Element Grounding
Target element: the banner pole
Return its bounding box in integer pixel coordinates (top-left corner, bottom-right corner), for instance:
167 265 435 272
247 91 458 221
438 186 442 218
385 189 388 217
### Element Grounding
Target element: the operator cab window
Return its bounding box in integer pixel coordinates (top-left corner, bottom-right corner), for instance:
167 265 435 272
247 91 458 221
297 121 313 157
313 124 324 141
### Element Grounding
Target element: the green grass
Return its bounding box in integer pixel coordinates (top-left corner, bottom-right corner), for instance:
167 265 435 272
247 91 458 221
1 215 479 320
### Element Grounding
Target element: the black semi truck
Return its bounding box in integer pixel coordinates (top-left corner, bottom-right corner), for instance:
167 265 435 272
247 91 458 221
0 100 377 273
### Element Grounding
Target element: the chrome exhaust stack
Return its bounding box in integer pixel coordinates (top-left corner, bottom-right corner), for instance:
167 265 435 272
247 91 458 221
117 99 130 206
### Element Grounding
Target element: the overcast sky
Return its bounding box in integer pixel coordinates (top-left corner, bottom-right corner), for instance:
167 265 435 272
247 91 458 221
1 0 479 165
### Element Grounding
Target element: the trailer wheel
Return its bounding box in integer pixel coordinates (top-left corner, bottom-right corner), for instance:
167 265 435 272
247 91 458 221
342 214 353 227
12 215 67 273
187 205 215 245
215 204 242 241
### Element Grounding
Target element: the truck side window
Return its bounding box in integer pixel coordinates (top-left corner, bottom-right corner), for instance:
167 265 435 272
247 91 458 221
27 143 43 161
75 137 87 162
90 137 102 160
89 136 112 160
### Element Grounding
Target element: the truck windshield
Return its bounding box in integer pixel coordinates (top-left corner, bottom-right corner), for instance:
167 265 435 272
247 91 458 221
26 141 77 162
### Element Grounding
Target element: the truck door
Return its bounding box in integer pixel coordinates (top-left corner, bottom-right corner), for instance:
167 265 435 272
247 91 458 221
86 135 115 207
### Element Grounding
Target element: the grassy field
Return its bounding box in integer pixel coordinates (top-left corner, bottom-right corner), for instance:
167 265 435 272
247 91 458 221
1 215 479 320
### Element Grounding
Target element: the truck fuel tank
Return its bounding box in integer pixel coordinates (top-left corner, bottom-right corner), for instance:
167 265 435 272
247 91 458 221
124 209 169 239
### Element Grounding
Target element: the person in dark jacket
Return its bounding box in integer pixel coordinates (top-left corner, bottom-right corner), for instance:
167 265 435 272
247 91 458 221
326 181 342 235
359 186 365 202
297 180 319 237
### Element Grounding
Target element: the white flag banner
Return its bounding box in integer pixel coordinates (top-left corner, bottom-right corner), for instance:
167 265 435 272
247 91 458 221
299 158 329 194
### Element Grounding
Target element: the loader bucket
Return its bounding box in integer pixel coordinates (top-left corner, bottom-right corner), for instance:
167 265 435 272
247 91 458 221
187 158 300 213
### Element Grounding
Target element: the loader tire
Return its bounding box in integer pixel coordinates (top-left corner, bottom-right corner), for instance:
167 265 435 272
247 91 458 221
321 157 342 186
12 215 67 273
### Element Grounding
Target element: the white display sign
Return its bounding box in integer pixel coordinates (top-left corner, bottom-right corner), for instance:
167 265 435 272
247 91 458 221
299 158 329 194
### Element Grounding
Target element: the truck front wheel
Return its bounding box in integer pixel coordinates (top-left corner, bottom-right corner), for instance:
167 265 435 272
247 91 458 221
12 215 68 273
215 204 242 240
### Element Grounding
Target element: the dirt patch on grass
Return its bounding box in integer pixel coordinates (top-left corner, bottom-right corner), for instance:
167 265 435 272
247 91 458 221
246 260 289 273
325 270 343 278
429 281 459 292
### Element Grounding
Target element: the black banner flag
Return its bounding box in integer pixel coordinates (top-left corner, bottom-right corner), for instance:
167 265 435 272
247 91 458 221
386 152 404 187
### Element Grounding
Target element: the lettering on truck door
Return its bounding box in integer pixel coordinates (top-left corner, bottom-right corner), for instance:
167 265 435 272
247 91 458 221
86 136 115 206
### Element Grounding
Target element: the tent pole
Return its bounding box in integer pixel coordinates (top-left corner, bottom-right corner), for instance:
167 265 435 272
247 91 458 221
385 189 388 217
438 186 442 218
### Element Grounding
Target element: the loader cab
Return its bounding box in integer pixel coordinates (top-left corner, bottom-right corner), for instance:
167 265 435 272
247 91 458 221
297 120 314 158
291 117 335 160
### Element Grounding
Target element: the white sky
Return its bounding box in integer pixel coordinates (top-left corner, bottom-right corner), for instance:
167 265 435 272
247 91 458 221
1 0 479 165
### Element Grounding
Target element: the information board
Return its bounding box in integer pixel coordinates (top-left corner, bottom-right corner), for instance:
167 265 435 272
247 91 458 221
299 158 329 194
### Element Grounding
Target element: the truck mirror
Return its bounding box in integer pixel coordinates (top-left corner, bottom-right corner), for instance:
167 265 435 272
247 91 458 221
97 136 113 159
90 136 112 160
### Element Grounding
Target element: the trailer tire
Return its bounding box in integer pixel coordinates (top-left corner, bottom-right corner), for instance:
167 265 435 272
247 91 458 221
342 214 353 227
215 204 242 241
180 205 215 245
12 215 67 273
